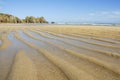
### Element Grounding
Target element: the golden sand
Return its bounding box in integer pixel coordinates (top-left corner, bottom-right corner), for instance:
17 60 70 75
0 25 120 80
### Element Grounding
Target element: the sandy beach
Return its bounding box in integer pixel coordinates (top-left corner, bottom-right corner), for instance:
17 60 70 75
0 24 120 80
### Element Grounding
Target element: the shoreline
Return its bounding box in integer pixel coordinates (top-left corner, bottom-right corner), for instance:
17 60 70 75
0 23 120 27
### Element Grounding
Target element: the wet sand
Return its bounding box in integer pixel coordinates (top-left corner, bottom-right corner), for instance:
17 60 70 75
0 24 120 80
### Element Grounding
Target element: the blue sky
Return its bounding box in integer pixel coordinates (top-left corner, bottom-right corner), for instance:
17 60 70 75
0 0 120 23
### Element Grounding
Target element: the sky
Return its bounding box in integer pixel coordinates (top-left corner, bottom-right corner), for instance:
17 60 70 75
0 0 120 23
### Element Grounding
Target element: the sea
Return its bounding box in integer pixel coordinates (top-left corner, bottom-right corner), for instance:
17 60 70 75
0 23 120 27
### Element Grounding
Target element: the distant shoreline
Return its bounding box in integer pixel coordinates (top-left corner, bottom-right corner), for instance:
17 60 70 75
0 23 120 27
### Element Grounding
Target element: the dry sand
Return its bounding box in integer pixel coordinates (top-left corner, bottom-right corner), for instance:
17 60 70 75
0 24 120 80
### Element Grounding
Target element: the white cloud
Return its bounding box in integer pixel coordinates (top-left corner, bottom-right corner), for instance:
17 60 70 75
84 11 120 23
89 11 120 18
112 11 120 15
67 11 120 23
100 11 109 15
89 13 95 16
